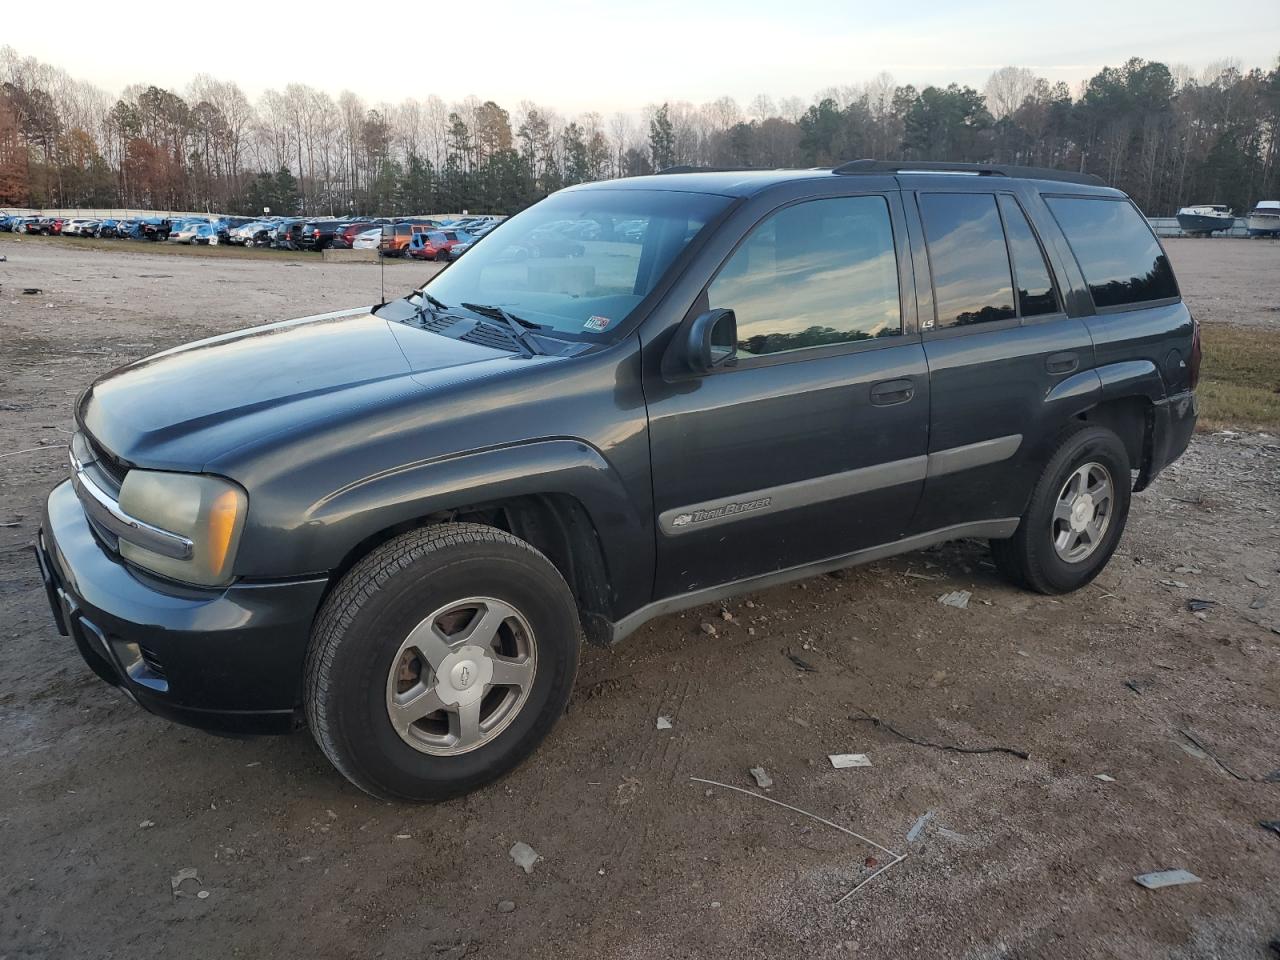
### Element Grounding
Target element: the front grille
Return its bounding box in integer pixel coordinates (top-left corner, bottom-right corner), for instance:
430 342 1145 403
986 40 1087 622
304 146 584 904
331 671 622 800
85 433 128 487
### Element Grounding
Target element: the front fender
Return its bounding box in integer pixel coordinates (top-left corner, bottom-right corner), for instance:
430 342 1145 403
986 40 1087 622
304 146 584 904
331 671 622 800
289 439 653 615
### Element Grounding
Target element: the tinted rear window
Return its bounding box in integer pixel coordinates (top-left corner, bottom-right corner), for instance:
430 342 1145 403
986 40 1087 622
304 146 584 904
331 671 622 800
1045 197 1178 307
919 193 1015 328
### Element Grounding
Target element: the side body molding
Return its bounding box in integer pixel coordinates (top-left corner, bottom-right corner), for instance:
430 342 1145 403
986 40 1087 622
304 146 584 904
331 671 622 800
300 439 652 618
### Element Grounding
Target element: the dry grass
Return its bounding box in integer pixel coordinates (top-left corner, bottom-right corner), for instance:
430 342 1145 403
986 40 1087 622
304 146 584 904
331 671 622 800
1197 322 1280 431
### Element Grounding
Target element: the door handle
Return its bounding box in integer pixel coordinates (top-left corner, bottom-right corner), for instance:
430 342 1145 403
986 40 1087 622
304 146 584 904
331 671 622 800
870 378 915 406
1045 352 1079 375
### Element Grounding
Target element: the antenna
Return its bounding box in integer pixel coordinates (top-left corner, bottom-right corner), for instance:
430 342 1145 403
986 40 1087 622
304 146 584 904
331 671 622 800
380 239 386 306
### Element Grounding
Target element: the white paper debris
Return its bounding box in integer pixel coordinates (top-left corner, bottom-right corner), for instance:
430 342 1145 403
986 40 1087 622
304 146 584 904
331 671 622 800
906 811 934 842
1094 773 1117 782
1134 869 1201 889
655 716 672 730
828 753 872 769
938 590 971 609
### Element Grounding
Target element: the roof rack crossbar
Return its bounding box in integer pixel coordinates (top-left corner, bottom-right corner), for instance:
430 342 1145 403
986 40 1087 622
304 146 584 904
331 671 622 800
832 159 1105 187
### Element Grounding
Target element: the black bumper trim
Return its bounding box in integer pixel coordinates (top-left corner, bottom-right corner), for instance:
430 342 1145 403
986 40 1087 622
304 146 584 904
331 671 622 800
40 480 328 735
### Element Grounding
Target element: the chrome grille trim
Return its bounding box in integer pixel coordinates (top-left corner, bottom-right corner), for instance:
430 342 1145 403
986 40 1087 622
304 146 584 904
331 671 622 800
69 448 194 561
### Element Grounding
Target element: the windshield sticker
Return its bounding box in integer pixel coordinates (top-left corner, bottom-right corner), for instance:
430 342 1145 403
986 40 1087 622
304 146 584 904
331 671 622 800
583 315 612 332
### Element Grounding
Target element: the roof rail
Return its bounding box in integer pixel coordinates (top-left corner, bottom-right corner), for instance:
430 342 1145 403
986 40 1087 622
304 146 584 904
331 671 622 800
832 159 1105 187
654 165 761 175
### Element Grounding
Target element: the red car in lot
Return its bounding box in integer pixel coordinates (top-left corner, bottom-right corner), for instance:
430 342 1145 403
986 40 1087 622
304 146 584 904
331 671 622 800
407 229 471 261
330 221 382 249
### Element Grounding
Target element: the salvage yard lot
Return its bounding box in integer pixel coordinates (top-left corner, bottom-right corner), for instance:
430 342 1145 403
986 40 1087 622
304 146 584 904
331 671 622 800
1 237 1278 958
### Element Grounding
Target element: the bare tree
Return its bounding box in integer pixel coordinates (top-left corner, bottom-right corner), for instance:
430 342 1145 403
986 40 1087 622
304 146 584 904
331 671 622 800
984 66 1039 119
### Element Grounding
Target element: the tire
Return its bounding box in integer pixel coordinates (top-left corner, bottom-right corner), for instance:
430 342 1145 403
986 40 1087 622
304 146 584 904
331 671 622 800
990 425 1131 594
305 522 581 801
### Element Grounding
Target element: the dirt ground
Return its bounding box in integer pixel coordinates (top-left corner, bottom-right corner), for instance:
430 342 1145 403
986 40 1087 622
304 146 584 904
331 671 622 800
1 236 1278 960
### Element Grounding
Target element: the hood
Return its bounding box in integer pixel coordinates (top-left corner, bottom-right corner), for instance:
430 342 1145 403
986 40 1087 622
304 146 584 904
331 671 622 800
79 308 514 469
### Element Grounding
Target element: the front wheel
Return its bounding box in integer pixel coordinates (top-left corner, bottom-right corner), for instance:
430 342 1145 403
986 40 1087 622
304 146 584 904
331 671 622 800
991 425 1132 594
305 523 581 801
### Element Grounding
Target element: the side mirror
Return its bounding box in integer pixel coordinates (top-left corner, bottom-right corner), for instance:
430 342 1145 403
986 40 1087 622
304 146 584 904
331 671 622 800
684 308 738 374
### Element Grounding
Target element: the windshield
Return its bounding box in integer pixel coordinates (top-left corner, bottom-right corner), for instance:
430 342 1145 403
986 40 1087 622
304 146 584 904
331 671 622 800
421 188 731 338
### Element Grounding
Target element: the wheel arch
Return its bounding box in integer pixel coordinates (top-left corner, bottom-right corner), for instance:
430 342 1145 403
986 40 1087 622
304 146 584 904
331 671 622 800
306 440 650 644
1041 361 1166 492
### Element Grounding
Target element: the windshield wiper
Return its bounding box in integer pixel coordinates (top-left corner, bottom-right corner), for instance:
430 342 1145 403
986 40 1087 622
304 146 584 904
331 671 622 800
461 302 547 356
421 292 449 312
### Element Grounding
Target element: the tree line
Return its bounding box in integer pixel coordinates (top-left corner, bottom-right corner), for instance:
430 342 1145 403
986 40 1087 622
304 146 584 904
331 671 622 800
1 46 1277 219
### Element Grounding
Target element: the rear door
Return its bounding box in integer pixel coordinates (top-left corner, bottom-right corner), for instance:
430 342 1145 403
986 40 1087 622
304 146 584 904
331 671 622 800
904 183 1096 532
645 191 930 597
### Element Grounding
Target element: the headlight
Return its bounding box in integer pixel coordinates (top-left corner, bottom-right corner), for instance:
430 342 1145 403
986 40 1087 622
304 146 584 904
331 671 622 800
117 471 247 587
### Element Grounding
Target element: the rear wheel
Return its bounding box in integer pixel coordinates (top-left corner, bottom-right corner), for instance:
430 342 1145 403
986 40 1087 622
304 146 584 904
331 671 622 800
305 523 581 801
991 425 1131 593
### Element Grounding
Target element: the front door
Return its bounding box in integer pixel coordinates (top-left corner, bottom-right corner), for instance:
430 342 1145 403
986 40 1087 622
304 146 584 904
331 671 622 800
644 192 930 598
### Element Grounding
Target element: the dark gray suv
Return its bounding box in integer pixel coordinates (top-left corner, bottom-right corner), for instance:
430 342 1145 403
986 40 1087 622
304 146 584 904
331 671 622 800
37 161 1199 800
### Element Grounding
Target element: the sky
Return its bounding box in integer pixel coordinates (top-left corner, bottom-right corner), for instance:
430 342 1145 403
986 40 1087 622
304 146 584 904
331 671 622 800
6 0 1279 114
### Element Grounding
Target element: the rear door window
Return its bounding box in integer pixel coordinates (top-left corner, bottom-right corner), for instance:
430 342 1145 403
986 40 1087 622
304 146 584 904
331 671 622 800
997 195 1059 317
707 195 902 357
918 193 1015 329
1044 197 1178 308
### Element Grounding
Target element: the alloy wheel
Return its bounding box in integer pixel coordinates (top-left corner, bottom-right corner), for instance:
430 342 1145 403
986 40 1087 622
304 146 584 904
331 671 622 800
384 597 537 756
1050 461 1114 563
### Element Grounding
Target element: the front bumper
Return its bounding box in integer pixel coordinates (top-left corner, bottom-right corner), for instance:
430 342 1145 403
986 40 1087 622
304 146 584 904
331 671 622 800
38 480 329 735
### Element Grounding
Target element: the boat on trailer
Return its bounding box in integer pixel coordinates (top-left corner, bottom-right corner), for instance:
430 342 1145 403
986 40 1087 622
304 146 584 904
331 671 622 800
1176 205 1235 236
1246 200 1280 237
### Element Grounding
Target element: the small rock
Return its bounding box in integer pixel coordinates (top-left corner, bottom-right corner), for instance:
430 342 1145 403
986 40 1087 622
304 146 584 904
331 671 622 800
1094 773 1117 782
1174 565 1201 574
497 900 516 914
655 716 672 730
196 890 210 900
509 841 540 874
719 609 733 621
699 621 718 637
926 669 947 688
749 766 773 789
139 819 155 829
710 901 722 909
1246 574 1272 588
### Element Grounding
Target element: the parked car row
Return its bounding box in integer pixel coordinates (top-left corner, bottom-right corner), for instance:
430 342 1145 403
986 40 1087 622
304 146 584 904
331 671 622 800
0 212 505 259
